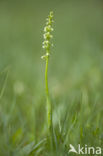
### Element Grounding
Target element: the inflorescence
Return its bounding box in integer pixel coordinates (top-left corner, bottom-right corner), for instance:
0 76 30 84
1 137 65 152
41 11 54 59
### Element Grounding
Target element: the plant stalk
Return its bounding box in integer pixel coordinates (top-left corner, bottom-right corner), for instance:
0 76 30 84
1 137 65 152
45 55 52 134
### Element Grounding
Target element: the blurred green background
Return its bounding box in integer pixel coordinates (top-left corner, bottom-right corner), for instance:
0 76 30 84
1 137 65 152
0 0 103 155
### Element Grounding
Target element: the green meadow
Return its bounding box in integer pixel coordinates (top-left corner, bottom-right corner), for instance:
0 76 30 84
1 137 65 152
0 0 103 155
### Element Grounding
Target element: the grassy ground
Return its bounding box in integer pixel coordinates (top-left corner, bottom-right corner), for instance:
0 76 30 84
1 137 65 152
0 0 103 155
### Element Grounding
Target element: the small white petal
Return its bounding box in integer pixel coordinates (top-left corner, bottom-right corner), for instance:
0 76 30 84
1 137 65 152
41 55 46 59
46 53 50 56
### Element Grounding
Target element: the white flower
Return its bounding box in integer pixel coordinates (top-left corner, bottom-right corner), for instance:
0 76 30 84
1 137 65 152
41 53 50 59
44 25 53 32
41 11 54 58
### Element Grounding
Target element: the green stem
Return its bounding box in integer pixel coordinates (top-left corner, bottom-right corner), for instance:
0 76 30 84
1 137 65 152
45 56 52 134
45 56 49 97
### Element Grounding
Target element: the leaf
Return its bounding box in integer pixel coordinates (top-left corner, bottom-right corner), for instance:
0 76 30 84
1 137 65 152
31 138 47 152
20 138 47 155
0 67 9 100
20 141 35 155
